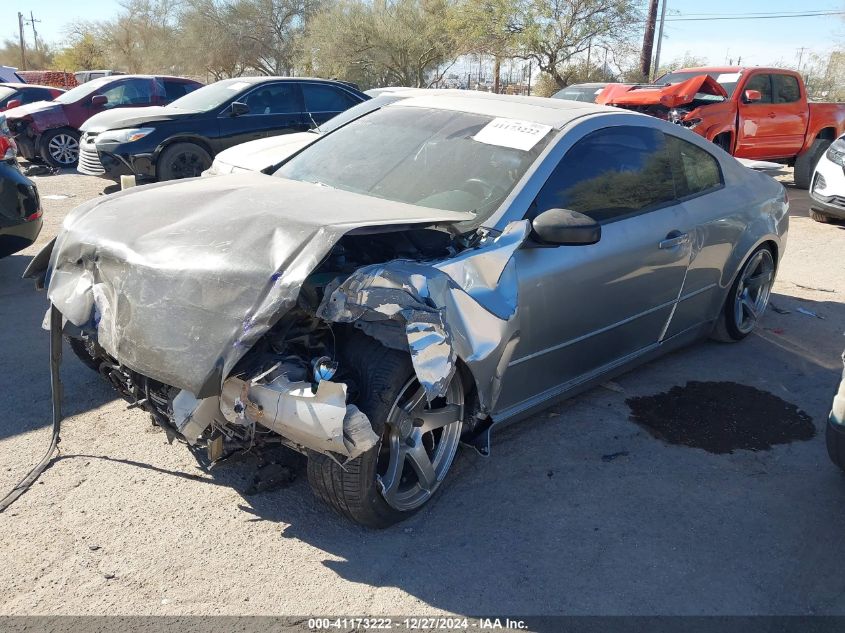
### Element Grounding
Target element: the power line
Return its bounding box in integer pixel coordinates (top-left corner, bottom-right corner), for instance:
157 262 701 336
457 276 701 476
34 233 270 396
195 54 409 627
663 11 845 21
674 9 843 17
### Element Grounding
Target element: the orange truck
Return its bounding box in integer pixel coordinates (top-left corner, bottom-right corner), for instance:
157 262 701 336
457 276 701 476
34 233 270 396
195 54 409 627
596 66 845 188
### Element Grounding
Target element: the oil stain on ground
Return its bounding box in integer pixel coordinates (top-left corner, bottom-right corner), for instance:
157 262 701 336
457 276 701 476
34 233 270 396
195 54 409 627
626 381 815 454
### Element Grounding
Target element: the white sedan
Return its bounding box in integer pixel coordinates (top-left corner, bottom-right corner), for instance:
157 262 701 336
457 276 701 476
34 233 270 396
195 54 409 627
809 134 845 223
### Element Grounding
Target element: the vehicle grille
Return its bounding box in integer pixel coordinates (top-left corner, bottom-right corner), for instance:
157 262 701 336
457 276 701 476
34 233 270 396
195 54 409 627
77 143 105 176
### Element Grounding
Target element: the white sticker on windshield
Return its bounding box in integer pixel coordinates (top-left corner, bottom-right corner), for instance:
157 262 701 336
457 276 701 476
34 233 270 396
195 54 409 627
473 118 553 151
717 73 741 83
227 81 251 91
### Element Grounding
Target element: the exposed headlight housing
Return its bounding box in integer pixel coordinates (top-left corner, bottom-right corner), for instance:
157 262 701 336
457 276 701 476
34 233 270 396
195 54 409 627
826 138 845 167
97 128 155 144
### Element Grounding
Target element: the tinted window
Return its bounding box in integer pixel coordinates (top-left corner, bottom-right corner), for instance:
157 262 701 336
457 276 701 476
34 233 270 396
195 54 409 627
744 74 772 103
533 126 675 223
243 83 301 114
159 79 196 102
773 74 801 103
665 134 722 197
0 87 19 108
302 84 357 112
100 79 154 107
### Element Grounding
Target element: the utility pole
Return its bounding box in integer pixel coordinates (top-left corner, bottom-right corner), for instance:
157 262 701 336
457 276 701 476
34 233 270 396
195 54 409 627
797 47 808 72
639 0 659 79
652 0 668 81
28 12 41 53
17 12 26 70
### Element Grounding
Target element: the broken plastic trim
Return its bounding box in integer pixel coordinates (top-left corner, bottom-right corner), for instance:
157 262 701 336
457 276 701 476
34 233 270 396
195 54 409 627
318 220 529 412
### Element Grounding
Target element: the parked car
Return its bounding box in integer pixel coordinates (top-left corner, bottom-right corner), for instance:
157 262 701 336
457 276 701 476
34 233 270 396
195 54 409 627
74 70 125 84
0 114 41 258
552 83 612 102
0 83 64 112
27 93 788 527
597 66 845 188
5 74 203 168
826 352 845 472
204 89 422 176
808 133 845 223
78 77 368 182
0 66 25 83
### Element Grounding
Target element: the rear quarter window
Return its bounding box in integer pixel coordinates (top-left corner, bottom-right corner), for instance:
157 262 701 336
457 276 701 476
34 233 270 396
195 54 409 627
665 134 723 197
773 75 801 104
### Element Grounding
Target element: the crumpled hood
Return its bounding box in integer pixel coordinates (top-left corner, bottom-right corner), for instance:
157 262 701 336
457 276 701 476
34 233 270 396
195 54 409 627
40 173 472 396
82 106 195 133
4 100 67 125
597 74 727 108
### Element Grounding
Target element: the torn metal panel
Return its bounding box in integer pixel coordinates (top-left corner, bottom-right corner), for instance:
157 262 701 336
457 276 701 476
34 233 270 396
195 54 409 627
40 173 472 397
219 370 379 458
597 75 727 108
318 221 529 411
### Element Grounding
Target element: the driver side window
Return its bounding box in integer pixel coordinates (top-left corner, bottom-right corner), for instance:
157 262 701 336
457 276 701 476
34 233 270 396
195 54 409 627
532 126 675 223
99 79 154 108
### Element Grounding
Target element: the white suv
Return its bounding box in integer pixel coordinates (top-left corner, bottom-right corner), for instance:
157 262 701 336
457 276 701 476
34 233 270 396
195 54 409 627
809 134 845 223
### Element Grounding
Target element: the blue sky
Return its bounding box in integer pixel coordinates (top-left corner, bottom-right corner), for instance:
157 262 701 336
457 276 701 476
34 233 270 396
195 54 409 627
2 0 843 68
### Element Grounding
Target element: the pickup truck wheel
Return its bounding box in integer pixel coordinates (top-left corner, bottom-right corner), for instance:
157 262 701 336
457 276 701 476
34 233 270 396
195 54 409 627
40 128 80 168
810 209 832 223
66 336 102 372
794 139 831 189
157 143 212 181
307 337 465 528
711 246 775 342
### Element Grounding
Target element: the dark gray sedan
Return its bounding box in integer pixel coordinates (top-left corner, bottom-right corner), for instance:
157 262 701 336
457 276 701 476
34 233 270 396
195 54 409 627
28 92 788 527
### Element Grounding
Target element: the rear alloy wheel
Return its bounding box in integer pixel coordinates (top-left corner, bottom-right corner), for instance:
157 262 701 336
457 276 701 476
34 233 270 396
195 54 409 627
157 142 212 181
711 246 775 342
40 128 80 168
307 336 465 528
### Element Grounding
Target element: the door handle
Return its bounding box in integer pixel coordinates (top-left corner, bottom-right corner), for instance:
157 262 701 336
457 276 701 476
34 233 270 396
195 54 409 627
768 112 777 118
659 232 690 249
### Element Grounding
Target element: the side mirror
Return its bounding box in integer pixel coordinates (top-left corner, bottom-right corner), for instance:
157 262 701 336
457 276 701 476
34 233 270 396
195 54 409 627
531 208 601 246
90 95 108 107
6 99 21 109
743 89 762 103
230 101 250 117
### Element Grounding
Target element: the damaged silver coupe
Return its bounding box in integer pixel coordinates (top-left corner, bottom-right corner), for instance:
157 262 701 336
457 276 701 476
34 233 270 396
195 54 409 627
25 93 789 527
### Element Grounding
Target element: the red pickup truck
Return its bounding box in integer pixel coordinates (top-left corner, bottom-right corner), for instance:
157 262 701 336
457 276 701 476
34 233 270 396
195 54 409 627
596 67 845 188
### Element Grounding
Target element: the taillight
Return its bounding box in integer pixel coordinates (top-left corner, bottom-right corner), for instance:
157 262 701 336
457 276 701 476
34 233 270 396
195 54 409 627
25 210 42 222
782 185 789 206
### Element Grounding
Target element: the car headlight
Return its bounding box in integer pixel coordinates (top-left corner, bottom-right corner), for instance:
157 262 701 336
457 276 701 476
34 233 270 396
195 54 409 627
826 138 845 167
97 128 155 144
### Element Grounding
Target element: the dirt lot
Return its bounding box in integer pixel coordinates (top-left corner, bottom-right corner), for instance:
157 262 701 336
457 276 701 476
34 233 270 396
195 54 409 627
1 166 844 616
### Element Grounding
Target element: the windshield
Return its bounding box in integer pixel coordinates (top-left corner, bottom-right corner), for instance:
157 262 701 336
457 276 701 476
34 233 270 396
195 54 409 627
657 71 741 97
167 79 251 111
553 85 603 102
55 76 114 104
0 87 16 101
277 106 553 216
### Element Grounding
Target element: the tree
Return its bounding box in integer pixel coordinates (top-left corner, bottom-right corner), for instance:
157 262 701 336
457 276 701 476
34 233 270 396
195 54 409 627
0 38 55 70
516 0 641 90
653 52 707 80
53 30 108 71
450 0 523 92
305 0 460 89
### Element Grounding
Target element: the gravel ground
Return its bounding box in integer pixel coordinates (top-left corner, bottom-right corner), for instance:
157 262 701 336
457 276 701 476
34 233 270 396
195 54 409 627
0 166 844 616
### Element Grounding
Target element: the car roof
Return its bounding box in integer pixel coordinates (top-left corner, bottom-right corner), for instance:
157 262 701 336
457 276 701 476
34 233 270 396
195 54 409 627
387 90 620 129
0 82 60 90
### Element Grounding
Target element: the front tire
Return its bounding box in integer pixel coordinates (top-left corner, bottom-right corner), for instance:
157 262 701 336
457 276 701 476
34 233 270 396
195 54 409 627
307 336 465 528
40 128 80 168
156 142 212 181
711 246 775 342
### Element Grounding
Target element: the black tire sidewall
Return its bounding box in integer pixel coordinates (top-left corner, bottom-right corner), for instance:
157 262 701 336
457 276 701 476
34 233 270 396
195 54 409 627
794 139 831 189
157 142 212 181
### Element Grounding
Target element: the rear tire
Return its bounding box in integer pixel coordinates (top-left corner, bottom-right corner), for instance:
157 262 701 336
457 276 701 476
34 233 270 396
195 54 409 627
794 139 831 189
711 246 775 342
810 209 832 223
156 142 212 181
826 422 845 472
39 128 80 168
307 334 465 528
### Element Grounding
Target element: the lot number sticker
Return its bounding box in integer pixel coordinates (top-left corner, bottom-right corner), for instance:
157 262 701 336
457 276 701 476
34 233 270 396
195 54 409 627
473 118 553 151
